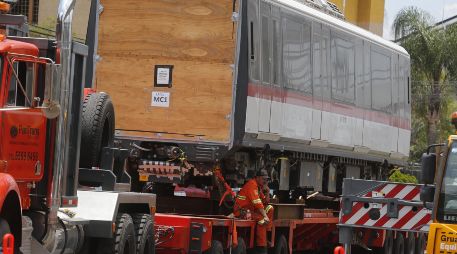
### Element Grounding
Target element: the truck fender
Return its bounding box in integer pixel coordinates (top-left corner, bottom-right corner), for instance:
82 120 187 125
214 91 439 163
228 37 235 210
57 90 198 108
83 88 96 98
0 173 22 247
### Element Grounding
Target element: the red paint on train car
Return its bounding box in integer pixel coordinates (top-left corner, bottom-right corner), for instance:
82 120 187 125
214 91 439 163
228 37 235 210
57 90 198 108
247 83 411 130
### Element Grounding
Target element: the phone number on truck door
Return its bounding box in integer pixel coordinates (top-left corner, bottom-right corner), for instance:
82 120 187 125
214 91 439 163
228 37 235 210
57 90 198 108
9 151 39 161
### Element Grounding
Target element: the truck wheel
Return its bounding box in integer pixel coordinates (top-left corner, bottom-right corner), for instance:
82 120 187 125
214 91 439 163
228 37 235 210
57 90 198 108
415 233 426 254
114 213 136 254
0 218 10 238
405 232 415 254
233 237 246 254
0 219 14 254
206 240 223 254
273 235 288 254
80 92 115 168
133 214 154 254
394 233 405 254
374 230 393 254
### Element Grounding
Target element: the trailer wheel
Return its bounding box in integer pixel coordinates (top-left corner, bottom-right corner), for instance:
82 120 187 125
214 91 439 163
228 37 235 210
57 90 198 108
405 232 415 254
272 235 288 254
80 92 115 168
233 237 246 254
133 214 154 254
394 233 405 254
415 233 426 254
374 230 393 254
114 213 136 254
206 240 224 254
0 218 10 239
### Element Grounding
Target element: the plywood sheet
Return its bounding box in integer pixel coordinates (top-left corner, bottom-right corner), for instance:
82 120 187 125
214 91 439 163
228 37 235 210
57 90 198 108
96 0 238 142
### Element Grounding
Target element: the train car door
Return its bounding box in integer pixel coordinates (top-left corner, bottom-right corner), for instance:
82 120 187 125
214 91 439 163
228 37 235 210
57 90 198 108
258 1 273 133
257 2 282 135
268 5 282 134
312 24 331 141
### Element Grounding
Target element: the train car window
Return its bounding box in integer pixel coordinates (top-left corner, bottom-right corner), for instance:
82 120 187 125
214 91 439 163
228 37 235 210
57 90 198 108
272 19 280 85
354 39 364 107
371 49 392 112
331 33 355 103
391 53 399 116
407 76 410 104
250 22 255 60
363 41 372 109
313 29 322 96
249 20 260 81
400 55 411 105
262 15 270 83
283 16 311 93
397 55 405 117
7 61 34 107
321 26 331 99
248 0 260 81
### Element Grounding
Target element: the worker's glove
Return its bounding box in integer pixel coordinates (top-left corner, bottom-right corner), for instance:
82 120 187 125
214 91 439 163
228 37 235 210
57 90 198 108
258 217 270 225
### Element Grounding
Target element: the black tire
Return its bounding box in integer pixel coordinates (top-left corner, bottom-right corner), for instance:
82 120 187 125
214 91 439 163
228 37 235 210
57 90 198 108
394 233 405 254
233 237 247 254
0 218 11 237
415 233 426 254
0 218 11 251
133 214 155 254
405 232 416 254
80 92 115 168
272 235 288 254
374 230 393 254
206 240 224 254
114 213 136 254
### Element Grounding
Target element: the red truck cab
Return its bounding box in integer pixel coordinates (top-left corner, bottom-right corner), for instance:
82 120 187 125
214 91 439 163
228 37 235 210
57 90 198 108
0 38 49 209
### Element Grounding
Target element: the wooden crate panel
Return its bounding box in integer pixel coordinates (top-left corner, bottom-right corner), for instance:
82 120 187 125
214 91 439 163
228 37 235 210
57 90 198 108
96 0 237 142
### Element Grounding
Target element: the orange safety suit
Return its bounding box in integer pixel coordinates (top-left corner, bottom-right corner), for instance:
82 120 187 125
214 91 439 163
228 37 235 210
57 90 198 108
261 185 274 232
234 179 273 247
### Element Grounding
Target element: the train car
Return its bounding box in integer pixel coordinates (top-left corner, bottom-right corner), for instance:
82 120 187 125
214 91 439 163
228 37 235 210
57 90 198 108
232 0 411 194
93 0 410 200
240 0 411 164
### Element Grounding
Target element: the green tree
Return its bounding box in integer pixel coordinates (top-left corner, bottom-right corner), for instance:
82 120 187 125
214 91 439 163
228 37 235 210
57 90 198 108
393 7 457 159
388 170 418 184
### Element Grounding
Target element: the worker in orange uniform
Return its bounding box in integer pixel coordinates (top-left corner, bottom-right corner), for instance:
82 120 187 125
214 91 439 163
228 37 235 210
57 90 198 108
233 170 271 254
261 184 274 231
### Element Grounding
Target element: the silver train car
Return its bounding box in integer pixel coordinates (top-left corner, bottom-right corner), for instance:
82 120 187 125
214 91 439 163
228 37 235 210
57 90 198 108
100 0 411 194
232 0 411 169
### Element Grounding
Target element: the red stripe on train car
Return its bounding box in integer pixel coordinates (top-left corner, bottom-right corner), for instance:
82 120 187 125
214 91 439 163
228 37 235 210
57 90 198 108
247 83 411 130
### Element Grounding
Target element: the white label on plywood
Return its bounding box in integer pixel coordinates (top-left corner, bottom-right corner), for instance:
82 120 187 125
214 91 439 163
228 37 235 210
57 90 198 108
156 68 170 85
151 91 170 107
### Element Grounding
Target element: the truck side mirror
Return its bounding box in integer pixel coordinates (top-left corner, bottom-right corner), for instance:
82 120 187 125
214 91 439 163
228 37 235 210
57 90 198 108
420 185 435 203
420 152 436 185
42 63 61 119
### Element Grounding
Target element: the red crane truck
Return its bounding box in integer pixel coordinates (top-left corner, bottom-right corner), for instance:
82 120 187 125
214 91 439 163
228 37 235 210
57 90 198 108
0 1 156 254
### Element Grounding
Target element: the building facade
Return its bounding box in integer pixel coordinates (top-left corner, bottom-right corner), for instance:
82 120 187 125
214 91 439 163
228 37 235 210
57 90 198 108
34 0 385 41
331 0 385 36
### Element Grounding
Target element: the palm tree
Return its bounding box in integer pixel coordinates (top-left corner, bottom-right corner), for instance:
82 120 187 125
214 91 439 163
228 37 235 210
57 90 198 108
393 7 457 148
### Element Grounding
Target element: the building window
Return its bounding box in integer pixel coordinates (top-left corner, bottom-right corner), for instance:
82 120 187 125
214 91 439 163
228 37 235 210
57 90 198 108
10 0 40 24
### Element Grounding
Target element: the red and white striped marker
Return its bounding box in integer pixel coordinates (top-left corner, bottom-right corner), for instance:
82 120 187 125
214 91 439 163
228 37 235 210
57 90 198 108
340 183 431 231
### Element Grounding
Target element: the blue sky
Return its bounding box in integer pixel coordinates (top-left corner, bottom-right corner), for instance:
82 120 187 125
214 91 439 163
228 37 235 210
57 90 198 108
384 0 457 39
